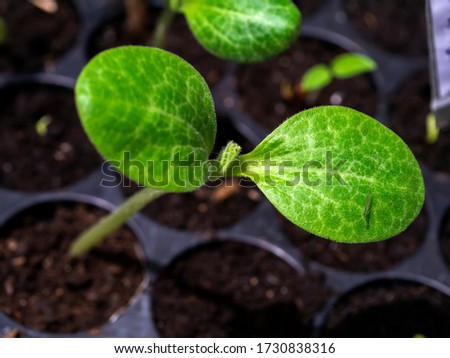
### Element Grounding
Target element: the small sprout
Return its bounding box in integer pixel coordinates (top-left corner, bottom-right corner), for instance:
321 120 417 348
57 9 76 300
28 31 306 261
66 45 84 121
0 17 7 46
298 53 377 98
330 53 377 79
300 64 333 93
425 112 440 144
28 0 59 14
363 192 373 228
35 115 52 137
413 333 427 338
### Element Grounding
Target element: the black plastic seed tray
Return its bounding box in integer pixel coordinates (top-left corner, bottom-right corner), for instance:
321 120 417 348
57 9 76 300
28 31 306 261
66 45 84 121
0 0 449 338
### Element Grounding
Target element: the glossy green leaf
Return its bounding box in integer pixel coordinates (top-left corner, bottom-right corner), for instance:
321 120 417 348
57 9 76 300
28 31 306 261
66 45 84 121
331 53 377 79
300 64 333 92
179 0 301 63
76 46 216 193
237 106 424 243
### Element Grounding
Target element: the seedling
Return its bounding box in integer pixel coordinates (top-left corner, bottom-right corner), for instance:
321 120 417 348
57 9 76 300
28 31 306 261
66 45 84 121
413 333 427 338
425 112 440 144
120 0 301 62
283 53 377 104
69 46 424 256
35 115 52 137
0 17 7 46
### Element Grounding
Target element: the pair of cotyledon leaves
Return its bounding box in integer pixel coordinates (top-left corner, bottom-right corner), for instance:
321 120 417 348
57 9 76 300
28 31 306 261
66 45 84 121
301 53 377 92
76 46 424 245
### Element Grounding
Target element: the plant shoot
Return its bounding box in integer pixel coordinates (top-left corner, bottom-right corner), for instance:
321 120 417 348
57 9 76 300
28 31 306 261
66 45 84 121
70 46 424 256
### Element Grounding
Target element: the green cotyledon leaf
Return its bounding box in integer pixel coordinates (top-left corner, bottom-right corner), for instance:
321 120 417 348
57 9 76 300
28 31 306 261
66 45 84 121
179 0 301 63
300 64 333 92
75 46 216 193
331 53 377 79
235 106 424 243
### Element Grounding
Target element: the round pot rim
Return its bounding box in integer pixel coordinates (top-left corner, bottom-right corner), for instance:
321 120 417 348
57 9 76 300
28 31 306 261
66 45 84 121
0 191 150 337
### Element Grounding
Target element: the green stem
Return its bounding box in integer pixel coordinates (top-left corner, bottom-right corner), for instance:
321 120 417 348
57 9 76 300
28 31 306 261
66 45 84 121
69 187 165 257
151 7 176 48
0 17 7 45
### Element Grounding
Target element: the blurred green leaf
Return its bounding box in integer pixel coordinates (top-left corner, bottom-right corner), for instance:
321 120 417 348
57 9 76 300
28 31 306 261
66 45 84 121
331 53 377 79
300 64 333 92
180 0 301 62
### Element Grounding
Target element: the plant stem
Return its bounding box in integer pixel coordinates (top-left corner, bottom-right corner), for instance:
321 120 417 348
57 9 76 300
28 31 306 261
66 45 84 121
151 7 176 48
0 17 7 45
69 187 165 257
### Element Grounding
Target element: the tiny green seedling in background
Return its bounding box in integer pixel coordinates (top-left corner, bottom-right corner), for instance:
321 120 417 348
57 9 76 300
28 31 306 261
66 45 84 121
35 115 52 137
413 333 427 338
300 53 377 93
69 46 424 256
0 17 7 45
425 112 440 144
123 0 301 63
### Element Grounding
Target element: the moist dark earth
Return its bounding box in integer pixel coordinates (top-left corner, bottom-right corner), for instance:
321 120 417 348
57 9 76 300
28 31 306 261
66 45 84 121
0 202 144 334
342 0 428 57
324 281 450 337
236 38 378 131
280 210 427 272
0 84 101 191
153 241 329 337
390 70 450 175
0 0 79 73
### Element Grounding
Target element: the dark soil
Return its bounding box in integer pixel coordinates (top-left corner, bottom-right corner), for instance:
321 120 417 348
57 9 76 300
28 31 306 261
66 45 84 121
342 0 428 57
390 70 450 174
324 280 450 337
0 0 79 73
88 9 226 87
121 116 263 234
123 178 262 235
294 0 323 18
439 210 450 267
152 241 329 337
0 84 102 191
236 38 378 131
0 201 144 334
279 210 426 272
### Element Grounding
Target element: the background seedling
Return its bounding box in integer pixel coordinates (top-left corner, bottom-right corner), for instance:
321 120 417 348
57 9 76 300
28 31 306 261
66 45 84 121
35 115 53 137
413 333 427 338
0 17 7 45
122 0 301 62
70 46 424 256
425 112 440 144
291 53 377 104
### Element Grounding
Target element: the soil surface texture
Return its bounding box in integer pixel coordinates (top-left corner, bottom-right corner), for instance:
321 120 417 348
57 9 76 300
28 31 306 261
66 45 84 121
0 202 144 333
0 0 79 73
153 241 329 337
0 84 101 191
